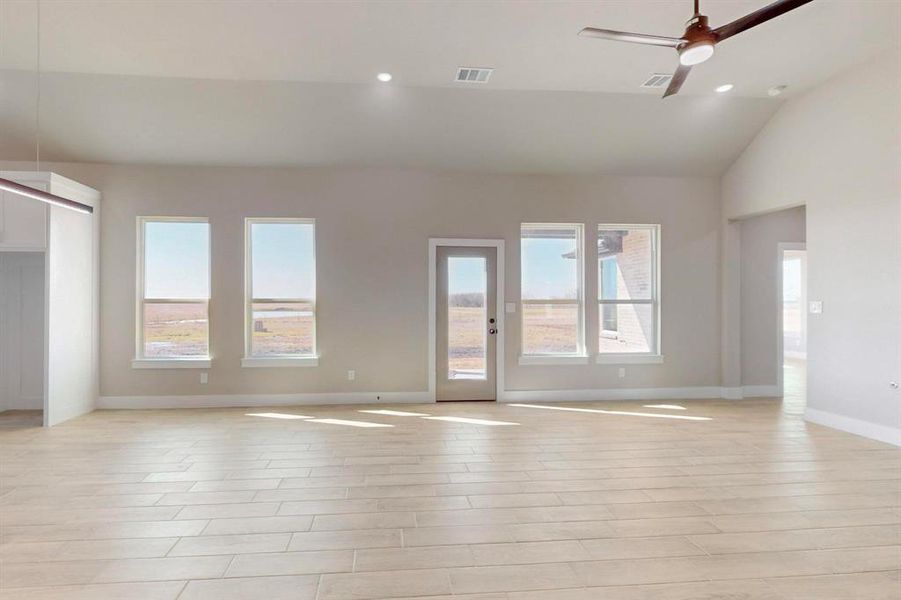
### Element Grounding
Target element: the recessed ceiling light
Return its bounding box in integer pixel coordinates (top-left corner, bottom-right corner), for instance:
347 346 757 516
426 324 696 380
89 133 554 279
768 84 787 97
715 84 734 93
376 72 392 83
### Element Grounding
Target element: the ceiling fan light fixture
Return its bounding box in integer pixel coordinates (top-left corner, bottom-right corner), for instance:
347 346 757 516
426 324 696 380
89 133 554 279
679 40 715 66
376 72 393 82
715 83 734 93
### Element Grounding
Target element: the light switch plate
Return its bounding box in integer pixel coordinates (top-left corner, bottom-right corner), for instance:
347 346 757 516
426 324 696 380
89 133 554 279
199 372 208 384
809 300 823 314
505 302 517 314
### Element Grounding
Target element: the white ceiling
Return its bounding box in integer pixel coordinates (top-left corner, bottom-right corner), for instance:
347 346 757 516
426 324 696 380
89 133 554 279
1 0 898 174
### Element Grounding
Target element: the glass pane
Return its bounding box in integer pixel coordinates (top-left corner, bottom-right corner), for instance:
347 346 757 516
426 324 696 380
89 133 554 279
251 301 314 356
251 222 315 299
599 303 655 353
143 303 208 357
447 256 486 380
521 226 579 301
598 228 653 301
144 221 209 299
782 256 804 355
522 303 578 355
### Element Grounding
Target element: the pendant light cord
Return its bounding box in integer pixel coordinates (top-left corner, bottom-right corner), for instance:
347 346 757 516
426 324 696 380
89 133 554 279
35 0 41 171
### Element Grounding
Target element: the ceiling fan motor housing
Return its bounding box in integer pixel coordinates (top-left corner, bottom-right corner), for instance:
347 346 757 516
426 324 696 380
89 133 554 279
678 14 717 66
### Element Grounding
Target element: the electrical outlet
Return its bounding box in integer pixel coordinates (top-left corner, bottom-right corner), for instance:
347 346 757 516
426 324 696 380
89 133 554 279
809 300 823 314
200 372 208 384
347 370 355 381
618 367 626 379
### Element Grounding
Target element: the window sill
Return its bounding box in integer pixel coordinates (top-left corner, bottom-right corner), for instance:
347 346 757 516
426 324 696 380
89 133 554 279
519 355 589 366
595 354 664 365
241 356 319 368
132 358 211 369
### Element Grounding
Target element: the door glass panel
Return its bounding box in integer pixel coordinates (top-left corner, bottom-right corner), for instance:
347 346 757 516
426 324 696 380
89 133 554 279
447 256 487 380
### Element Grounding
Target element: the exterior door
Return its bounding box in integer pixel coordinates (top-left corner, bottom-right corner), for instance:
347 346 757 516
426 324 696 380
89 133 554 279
436 246 497 401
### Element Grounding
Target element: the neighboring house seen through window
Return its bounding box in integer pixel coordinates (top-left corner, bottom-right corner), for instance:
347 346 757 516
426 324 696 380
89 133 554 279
597 225 659 355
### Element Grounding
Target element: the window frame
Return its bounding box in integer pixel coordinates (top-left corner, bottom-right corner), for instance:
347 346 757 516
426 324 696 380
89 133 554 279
133 216 211 368
242 217 318 367
519 222 587 364
595 223 662 364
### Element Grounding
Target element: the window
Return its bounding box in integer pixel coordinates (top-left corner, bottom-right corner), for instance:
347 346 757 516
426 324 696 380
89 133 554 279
244 218 316 364
520 223 585 358
447 255 488 380
137 218 210 361
597 225 660 356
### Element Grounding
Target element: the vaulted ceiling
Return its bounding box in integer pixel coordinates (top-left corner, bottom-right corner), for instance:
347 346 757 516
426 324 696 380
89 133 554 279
1 0 898 175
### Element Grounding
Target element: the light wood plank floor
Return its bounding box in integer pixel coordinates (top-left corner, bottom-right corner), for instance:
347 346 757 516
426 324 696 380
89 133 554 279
1 399 898 599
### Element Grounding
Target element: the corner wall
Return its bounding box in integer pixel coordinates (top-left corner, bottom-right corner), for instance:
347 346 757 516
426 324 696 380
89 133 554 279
740 207 806 391
723 50 901 444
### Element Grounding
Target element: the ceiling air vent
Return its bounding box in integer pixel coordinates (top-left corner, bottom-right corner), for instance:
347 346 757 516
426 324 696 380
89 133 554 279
455 67 493 83
641 73 673 89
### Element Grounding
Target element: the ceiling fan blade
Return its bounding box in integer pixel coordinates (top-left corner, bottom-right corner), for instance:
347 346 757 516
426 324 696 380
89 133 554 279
663 64 692 98
713 0 815 41
579 27 683 48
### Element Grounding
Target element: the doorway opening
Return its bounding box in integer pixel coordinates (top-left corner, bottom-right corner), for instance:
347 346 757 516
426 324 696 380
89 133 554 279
428 239 505 402
779 244 807 414
0 251 45 428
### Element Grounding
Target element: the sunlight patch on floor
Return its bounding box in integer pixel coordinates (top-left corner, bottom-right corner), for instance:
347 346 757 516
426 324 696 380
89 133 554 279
422 416 519 426
245 412 313 420
307 418 394 428
358 409 432 417
643 404 686 410
507 403 712 421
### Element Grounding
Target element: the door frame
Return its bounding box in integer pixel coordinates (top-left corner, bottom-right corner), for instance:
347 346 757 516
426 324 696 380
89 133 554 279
776 242 806 397
428 238 505 402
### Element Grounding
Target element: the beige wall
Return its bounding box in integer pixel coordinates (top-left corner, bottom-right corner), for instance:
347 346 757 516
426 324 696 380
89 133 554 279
739 207 806 387
723 50 901 441
2 163 722 400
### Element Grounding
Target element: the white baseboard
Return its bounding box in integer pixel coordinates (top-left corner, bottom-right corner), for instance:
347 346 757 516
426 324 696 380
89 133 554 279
741 385 780 398
720 387 743 400
98 391 432 409
501 386 725 403
805 408 901 447
99 384 773 410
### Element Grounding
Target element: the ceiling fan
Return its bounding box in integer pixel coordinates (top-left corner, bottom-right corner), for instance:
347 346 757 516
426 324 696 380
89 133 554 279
579 0 814 98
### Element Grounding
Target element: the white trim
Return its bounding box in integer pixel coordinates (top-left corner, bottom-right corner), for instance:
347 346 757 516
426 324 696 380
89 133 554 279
721 387 744 400
502 386 725 403
595 354 664 365
428 238 505 403
519 355 589 366
241 356 319 368
719 385 780 400
520 223 586 357
805 408 901 447
97 385 792 409
131 358 211 369
98 391 430 409
597 224 662 357
244 217 317 361
742 384 779 397
776 242 806 397
136 216 211 360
